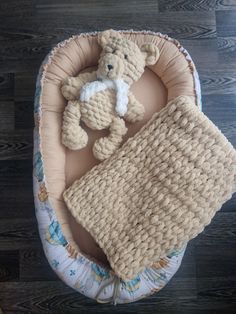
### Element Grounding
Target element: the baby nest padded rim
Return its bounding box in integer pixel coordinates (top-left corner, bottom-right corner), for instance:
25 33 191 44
33 30 202 304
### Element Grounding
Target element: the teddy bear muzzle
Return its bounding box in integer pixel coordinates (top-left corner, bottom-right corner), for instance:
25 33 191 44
97 54 124 80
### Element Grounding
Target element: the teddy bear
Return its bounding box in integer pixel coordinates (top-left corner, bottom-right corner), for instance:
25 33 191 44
61 29 159 161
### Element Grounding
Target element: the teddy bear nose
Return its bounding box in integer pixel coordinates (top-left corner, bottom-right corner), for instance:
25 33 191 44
107 64 113 71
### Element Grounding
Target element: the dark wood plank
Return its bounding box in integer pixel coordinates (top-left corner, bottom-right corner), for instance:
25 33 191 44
20 248 59 281
0 0 33 18
0 160 34 218
216 10 236 62
0 9 215 74
0 101 14 131
201 94 236 146
180 39 218 68
0 278 198 314
0 21 53 73
15 101 34 129
218 37 236 62
174 243 196 278
0 130 33 160
159 0 216 11
0 218 40 250
14 72 36 101
221 195 236 212
0 58 44 75
157 12 216 40
35 0 159 16
0 251 19 282
216 10 236 37
0 184 34 218
195 212 236 246
196 245 236 278
216 0 236 11
37 10 216 40
159 0 236 11
0 73 14 100
199 67 236 95
197 277 236 312
0 278 234 313
0 26 52 64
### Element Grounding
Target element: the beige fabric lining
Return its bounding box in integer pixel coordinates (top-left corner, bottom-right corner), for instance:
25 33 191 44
40 32 197 265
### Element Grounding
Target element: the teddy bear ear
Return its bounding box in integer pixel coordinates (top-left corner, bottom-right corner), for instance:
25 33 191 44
98 29 121 47
141 43 160 65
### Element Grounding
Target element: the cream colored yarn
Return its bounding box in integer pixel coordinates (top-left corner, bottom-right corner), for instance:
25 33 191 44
63 96 236 280
61 29 159 161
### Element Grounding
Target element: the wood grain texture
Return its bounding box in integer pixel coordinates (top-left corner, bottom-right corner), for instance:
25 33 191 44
0 251 19 282
20 248 59 281
201 94 236 146
0 279 198 314
0 160 34 218
0 0 235 313
196 245 236 278
0 101 14 131
159 0 236 11
35 0 159 16
217 10 236 63
221 194 236 212
0 218 40 250
0 73 14 100
174 243 196 278
14 72 36 101
0 130 32 160
180 39 218 68
216 10 236 37
15 101 34 129
195 212 236 246
196 277 236 312
0 0 33 18
200 67 236 95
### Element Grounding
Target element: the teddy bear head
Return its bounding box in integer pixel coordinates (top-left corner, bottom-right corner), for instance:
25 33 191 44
97 30 160 85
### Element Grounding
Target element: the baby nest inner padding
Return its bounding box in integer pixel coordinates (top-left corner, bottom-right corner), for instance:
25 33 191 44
40 31 198 268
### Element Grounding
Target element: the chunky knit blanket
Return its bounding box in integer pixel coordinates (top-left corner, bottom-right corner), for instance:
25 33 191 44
63 96 236 280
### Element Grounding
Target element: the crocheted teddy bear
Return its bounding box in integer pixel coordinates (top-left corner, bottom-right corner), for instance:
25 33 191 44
61 29 159 161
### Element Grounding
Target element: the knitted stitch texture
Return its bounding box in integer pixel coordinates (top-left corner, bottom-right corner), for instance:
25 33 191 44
61 29 159 161
63 96 236 280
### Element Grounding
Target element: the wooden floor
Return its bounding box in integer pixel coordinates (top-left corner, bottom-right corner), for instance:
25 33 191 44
0 1 236 313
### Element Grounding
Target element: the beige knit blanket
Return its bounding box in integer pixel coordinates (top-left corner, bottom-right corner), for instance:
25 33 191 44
64 96 236 280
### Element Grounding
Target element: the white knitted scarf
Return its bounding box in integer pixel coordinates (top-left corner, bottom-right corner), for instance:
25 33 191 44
80 79 130 116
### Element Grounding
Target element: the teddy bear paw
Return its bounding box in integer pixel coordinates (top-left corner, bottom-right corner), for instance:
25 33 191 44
61 85 79 101
92 137 115 161
62 126 88 150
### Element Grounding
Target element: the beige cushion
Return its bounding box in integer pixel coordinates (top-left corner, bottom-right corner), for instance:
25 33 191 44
40 31 198 265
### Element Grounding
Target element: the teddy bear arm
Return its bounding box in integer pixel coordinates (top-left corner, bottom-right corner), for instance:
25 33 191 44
62 100 88 150
72 71 97 88
61 71 97 100
124 92 145 123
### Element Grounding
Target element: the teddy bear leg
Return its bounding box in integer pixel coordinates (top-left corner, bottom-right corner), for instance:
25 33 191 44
62 100 88 150
93 117 128 161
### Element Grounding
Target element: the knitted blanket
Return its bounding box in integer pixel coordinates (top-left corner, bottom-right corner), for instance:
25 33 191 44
63 96 236 280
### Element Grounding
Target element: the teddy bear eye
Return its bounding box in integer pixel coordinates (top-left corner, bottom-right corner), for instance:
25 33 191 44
124 54 128 60
112 49 116 54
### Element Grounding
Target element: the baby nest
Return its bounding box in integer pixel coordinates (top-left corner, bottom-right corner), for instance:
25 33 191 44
33 30 202 304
